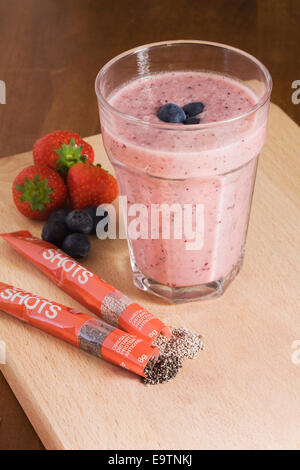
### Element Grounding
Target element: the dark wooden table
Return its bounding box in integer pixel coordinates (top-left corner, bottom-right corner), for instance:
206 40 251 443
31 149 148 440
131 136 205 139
0 0 299 450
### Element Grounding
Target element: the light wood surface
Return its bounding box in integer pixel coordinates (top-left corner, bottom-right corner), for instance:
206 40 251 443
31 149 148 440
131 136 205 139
0 103 299 450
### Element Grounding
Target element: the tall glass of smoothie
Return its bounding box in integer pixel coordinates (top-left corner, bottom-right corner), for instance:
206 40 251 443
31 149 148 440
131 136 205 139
95 41 272 303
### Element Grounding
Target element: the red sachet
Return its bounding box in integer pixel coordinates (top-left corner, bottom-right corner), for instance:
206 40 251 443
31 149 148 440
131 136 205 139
0 281 159 377
1 231 171 343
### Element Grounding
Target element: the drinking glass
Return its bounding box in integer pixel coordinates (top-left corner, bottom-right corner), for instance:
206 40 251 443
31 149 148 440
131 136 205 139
95 41 272 303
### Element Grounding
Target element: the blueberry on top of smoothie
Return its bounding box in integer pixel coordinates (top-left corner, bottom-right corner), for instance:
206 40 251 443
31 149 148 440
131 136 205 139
182 102 204 117
157 103 186 123
183 116 201 125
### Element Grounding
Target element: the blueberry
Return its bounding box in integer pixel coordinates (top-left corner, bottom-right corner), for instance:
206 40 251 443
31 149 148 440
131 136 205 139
61 233 90 258
157 103 186 123
65 210 94 234
82 206 109 235
82 206 97 231
182 102 204 117
183 117 201 125
42 221 68 247
48 208 70 225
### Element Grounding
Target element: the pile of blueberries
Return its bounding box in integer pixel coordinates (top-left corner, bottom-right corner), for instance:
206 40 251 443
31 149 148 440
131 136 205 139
157 101 204 125
42 207 108 258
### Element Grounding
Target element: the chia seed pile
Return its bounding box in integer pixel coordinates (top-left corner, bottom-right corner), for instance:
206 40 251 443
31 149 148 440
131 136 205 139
143 327 204 385
92 291 204 386
78 303 204 386
143 353 182 385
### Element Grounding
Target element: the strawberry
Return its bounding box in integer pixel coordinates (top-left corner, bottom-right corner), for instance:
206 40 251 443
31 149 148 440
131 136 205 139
33 130 94 175
67 163 118 209
13 165 67 220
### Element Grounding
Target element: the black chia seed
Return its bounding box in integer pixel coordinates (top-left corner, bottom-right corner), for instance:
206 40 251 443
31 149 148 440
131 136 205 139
153 327 204 361
143 354 182 385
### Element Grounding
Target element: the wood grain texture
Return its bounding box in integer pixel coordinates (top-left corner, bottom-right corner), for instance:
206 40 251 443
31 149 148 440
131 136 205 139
0 103 299 450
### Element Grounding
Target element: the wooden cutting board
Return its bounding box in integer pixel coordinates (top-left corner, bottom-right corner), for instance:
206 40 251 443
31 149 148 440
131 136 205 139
0 103 299 450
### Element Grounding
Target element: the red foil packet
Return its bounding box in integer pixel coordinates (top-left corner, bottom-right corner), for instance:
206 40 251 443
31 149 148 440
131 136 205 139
0 281 159 377
1 231 171 343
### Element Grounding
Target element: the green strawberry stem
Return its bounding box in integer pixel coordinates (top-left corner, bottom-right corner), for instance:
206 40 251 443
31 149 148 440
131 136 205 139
15 175 53 212
55 138 87 175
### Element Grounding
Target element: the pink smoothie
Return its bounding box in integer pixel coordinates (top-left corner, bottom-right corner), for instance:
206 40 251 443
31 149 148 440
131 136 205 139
101 72 268 287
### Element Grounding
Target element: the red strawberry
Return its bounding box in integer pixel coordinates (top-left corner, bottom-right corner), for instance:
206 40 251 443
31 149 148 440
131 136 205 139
13 165 67 220
33 130 94 175
67 163 118 209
